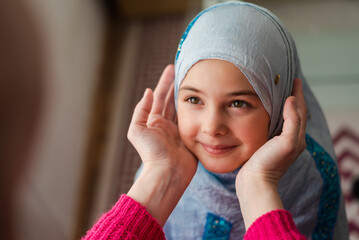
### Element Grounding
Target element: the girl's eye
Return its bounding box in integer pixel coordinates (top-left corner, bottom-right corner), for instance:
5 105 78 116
230 100 247 108
186 97 201 104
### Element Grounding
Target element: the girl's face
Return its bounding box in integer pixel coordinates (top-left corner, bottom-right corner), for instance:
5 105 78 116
177 59 270 173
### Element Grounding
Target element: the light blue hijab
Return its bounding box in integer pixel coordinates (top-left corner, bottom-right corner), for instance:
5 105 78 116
164 1 348 239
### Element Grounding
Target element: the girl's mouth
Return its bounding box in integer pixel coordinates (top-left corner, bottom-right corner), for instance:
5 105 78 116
200 143 237 155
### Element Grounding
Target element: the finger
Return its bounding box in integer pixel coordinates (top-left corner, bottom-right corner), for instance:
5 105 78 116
291 78 307 142
151 65 175 116
130 88 153 128
163 81 176 120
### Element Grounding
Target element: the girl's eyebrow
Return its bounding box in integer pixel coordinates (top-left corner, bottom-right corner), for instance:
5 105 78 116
228 90 258 97
179 86 259 98
179 86 202 93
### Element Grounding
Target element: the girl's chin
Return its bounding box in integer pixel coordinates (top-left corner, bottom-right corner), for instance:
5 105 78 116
200 161 242 174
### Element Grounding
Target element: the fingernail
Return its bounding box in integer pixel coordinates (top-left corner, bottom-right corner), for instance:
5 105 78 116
144 88 150 95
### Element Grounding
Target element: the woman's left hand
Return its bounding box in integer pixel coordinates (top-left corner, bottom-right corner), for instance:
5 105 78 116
237 78 307 186
236 78 307 229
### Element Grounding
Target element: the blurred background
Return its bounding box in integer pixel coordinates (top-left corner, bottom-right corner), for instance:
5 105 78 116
1 0 358 239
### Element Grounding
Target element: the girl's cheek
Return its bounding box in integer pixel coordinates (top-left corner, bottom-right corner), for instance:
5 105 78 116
178 102 204 134
179 117 195 133
178 120 196 150
178 112 199 138
244 114 269 144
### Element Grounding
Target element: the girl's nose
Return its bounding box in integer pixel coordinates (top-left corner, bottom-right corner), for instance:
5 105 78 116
201 109 228 137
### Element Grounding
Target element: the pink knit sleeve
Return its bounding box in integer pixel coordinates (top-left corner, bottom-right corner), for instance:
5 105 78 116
82 194 165 240
244 209 307 240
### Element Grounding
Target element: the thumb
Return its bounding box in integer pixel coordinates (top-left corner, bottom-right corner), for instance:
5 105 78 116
281 96 301 141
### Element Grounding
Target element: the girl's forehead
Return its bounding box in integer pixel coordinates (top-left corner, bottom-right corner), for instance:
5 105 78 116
179 59 256 94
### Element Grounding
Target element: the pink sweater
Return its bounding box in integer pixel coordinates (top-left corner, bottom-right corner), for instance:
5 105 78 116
83 195 306 240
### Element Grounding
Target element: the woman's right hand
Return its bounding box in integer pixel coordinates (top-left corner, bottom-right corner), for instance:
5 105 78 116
127 65 197 226
127 64 197 182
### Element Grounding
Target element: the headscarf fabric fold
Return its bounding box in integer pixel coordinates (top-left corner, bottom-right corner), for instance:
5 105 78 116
164 1 348 239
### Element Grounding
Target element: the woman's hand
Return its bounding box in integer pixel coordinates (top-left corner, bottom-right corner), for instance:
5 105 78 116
127 65 197 226
127 64 197 182
236 78 307 229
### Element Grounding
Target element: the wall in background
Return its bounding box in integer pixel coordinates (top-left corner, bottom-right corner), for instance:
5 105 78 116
267 1 359 133
15 0 105 239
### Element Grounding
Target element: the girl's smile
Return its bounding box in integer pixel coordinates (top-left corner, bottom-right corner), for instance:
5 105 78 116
177 59 270 173
200 143 238 155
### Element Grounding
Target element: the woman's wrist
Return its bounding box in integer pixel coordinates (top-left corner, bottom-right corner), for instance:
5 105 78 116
236 173 284 230
127 163 191 227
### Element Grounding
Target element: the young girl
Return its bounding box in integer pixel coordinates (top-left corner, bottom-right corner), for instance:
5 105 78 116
160 1 348 239
83 2 347 239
